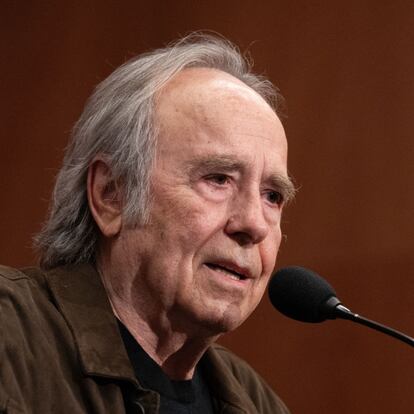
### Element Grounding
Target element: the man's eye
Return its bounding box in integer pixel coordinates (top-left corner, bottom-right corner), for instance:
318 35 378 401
266 191 284 205
206 174 229 185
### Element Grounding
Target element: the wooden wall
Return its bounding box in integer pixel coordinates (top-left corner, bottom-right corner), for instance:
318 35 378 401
2 2 413 413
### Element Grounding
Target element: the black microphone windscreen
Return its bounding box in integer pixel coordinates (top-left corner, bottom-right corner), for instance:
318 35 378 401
268 266 337 323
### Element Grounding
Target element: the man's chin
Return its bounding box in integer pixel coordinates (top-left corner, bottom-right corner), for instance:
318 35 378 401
192 303 249 336
169 299 251 337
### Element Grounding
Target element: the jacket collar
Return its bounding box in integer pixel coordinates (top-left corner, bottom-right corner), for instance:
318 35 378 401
44 263 137 384
44 263 257 412
205 346 258 413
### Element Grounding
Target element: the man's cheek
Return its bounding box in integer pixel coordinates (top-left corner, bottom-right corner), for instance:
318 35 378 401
179 202 225 233
262 240 281 275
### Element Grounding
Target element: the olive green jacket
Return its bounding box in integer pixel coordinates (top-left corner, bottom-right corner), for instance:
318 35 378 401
0 264 289 414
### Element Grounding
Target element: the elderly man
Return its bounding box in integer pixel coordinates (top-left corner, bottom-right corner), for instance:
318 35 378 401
0 34 295 413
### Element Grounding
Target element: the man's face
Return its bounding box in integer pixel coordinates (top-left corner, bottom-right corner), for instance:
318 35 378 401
119 68 292 334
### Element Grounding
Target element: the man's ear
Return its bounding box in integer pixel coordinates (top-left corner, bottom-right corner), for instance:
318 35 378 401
87 157 122 238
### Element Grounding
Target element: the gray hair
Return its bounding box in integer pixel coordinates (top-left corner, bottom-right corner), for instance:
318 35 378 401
35 33 285 269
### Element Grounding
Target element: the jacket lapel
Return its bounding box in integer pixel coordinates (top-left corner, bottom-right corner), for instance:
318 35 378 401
45 263 137 384
205 347 257 413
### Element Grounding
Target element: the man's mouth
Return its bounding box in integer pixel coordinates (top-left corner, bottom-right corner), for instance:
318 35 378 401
205 263 248 281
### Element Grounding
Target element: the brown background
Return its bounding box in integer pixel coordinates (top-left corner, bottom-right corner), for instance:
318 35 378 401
1 1 413 413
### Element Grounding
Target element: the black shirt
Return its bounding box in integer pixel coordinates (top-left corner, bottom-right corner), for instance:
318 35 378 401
118 322 215 413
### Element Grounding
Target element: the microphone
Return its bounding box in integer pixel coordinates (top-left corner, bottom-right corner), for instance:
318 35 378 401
268 266 414 347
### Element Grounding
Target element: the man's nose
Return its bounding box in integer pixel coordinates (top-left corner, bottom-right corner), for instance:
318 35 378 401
225 191 270 245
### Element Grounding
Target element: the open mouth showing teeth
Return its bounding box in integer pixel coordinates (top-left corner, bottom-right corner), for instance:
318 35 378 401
205 263 246 281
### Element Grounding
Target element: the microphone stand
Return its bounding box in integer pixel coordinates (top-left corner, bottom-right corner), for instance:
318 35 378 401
334 303 414 348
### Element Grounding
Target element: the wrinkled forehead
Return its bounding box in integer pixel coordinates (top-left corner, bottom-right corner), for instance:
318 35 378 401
154 67 285 146
151 68 289 188
157 67 276 117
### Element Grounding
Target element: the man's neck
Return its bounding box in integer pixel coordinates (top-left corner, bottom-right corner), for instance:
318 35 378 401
118 311 215 380
98 262 219 380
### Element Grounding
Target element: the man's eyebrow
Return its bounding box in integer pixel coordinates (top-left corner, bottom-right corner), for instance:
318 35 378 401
267 174 297 203
186 155 297 202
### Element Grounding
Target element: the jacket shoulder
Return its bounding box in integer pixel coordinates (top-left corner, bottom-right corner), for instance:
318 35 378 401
0 265 51 323
0 264 49 290
0 265 29 280
0 265 54 332
0 265 77 412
